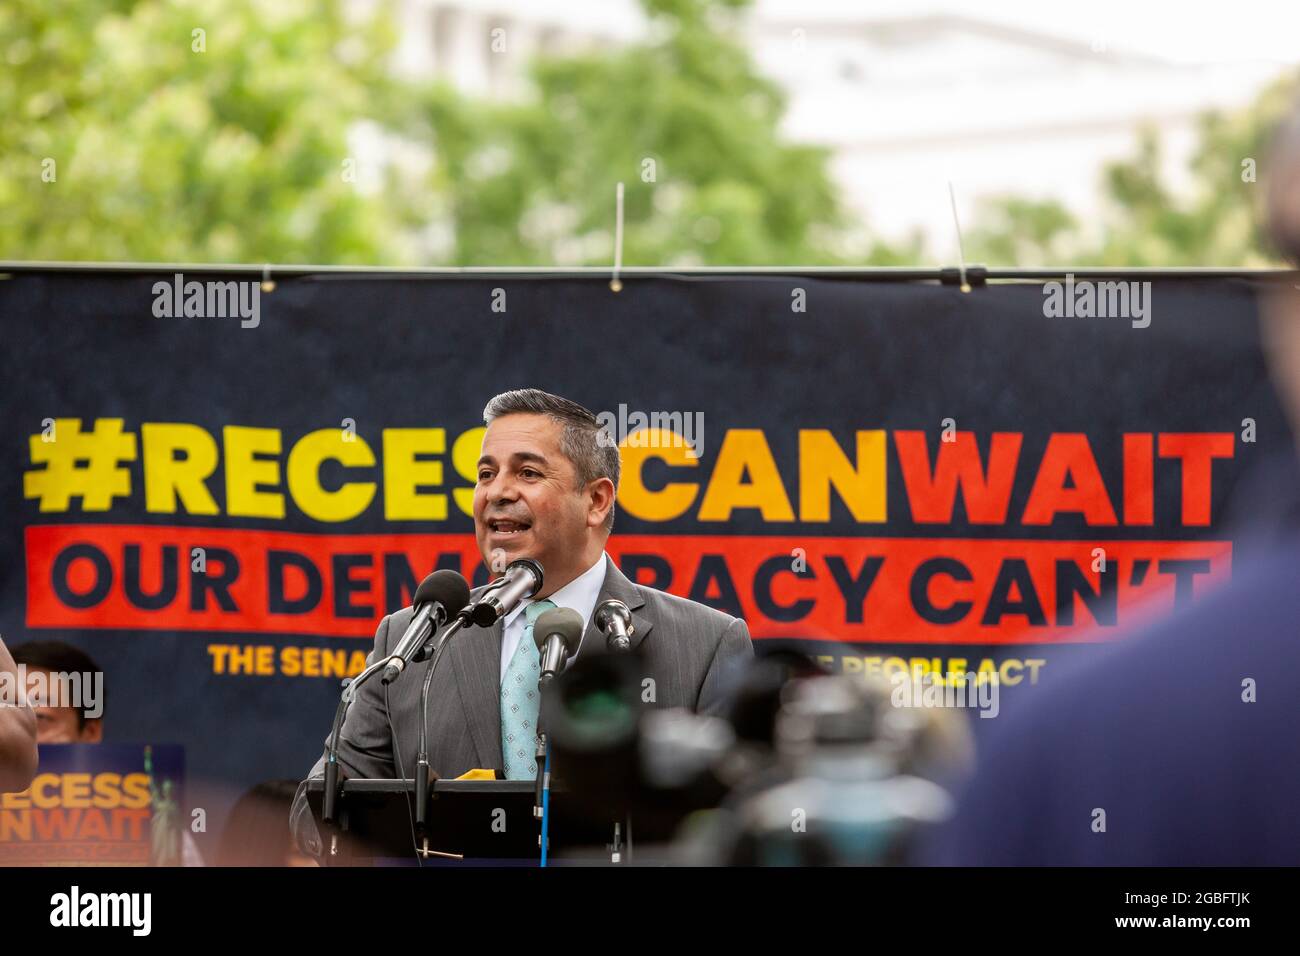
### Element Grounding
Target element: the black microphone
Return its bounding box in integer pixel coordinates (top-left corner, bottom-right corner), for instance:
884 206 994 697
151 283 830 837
530 605 585 823
381 570 471 685
532 607 585 685
594 598 635 652
465 558 544 626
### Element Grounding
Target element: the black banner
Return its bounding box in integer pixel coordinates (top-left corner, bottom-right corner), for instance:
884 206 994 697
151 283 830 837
1 270 1293 860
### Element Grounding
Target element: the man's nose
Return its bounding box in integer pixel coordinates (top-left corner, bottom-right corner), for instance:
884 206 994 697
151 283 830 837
483 471 520 503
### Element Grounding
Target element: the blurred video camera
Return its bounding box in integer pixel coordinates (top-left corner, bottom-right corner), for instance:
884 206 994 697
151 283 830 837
543 647 972 865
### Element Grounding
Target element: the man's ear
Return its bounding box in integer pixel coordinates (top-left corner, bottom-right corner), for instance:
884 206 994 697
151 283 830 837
80 719 104 744
586 477 616 529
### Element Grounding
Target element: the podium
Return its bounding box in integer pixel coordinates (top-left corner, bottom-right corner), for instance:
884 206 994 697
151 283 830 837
304 777 622 865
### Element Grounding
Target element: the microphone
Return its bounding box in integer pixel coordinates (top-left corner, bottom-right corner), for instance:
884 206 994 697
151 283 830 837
594 598 635 652
381 570 471 685
529 604 583 826
465 558 544 626
532 607 585 685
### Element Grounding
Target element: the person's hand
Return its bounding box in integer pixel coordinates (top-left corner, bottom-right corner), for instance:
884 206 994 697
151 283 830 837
0 638 38 792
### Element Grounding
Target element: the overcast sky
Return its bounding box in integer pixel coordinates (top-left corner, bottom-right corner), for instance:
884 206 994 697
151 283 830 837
755 0 1300 67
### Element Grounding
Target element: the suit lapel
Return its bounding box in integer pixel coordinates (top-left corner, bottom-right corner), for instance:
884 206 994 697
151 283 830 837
450 615 504 771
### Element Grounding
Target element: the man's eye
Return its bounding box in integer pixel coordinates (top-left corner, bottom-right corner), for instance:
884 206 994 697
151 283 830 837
478 471 493 482
521 469 540 478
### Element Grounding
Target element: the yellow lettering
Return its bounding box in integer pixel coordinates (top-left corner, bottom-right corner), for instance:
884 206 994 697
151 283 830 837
799 429 886 522
882 656 908 678
32 774 61 809
287 429 376 522
698 430 794 522
618 428 699 521
383 429 446 520
121 773 151 810
142 423 219 514
223 426 284 518
451 427 485 518
63 773 92 809
93 773 121 809
999 659 1025 686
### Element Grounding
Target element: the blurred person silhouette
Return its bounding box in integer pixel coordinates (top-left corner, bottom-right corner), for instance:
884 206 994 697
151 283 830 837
9 638 205 865
218 780 316 867
10 640 104 744
0 635 37 793
923 103 1300 866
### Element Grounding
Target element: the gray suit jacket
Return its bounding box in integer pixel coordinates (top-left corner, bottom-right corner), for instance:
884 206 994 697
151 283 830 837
290 555 753 857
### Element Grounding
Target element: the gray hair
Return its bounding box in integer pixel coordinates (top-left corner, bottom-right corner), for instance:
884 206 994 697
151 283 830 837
482 388 620 531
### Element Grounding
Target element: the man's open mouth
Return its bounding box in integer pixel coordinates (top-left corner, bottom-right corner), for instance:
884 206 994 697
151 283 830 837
487 519 532 535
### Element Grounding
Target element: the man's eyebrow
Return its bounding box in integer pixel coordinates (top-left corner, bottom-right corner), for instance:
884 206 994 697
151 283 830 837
475 451 550 468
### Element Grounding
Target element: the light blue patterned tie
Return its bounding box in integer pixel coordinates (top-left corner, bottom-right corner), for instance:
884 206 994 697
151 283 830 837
501 599 556 779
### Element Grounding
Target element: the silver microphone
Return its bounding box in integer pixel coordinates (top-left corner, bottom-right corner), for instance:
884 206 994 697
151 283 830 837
467 558 544 626
594 598 634 652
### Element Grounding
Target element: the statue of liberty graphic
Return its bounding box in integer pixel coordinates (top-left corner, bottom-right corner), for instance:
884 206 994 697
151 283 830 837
144 745 181 867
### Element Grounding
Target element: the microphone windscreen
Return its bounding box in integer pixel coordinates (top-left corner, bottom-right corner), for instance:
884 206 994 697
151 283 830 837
414 569 472 616
594 598 631 632
532 606 585 652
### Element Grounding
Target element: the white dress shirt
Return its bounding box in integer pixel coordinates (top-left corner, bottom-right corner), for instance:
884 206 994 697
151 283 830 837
498 553 609 684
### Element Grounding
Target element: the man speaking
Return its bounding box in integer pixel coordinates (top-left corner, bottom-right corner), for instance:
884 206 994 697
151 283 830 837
291 389 753 858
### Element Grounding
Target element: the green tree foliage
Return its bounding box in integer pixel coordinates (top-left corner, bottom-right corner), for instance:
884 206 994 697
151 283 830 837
1 0 875 266
1091 72 1299 266
0 0 409 264
967 71 1300 268
3 1 1297 268
965 197 1080 269
409 0 871 266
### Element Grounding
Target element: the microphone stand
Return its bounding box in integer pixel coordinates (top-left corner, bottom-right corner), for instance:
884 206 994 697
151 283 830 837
322 600 456 858
539 745 553 867
533 666 565 862
533 692 550 823
409 567 539 856
414 613 471 857
321 655 391 859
